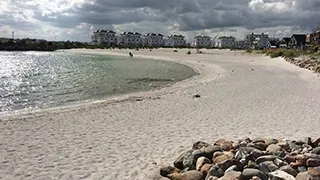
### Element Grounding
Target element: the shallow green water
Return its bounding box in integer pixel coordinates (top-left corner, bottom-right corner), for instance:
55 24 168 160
0 51 195 115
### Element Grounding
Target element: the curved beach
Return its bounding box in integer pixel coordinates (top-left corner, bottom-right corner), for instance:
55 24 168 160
0 49 319 180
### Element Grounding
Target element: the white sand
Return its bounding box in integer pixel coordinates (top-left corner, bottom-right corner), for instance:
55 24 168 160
0 49 319 180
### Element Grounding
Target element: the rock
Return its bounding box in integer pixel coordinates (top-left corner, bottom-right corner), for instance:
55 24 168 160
268 170 295 180
252 138 265 144
248 142 268 151
305 153 320 160
307 158 320 167
193 94 201 98
207 165 224 178
213 152 224 159
196 157 211 171
312 138 320 147
220 141 233 151
214 139 226 146
218 171 242 180
296 154 309 164
311 147 320 155
160 166 181 177
305 137 313 146
213 154 231 164
217 159 244 172
174 150 192 170
277 142 290 152
279 165 298 177
206 176 219 180
295 172 311 180
273 158 288 167
284 155 296 164
265 139 279 146
225 165 237 174
266 144 282 155
201 164 213 177
242 168 268 180
193 141 211 150
308 166 320 177
297 166 308 172
256 155 279 164
250 149 266 159
258 161 279 173
168 170 203 180
251 176 262 180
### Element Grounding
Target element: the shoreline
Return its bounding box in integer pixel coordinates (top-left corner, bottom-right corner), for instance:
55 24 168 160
1 49 319 180
0 49 223 121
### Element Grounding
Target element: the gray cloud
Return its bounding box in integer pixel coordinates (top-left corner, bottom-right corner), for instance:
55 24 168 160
1 0 319 41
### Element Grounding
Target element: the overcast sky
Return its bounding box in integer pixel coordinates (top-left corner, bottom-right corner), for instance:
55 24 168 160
0 0 319 42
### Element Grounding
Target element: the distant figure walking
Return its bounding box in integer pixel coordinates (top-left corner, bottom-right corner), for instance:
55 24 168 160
129 52 133 58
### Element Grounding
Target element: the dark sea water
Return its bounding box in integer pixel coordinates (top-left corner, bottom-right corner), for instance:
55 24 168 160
0 51 195 116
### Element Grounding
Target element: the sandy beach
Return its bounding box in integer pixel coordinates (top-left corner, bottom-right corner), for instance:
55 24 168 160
0 49 319 180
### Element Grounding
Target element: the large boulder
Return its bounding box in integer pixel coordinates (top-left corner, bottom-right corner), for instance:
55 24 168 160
168 171 203 180
279 165 298 177
206 165 224 178
160 166 181 177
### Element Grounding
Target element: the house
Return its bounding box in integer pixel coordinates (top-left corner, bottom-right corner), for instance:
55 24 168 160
91 30 117 46
266 39 279 49
118 32 143 47
144 33 165 47
310 23 320 44
245 33 269 49
0 37 11 43
166 35 186 47
192 35 211 48
279 38 291 48
289 34 306 50
234 40 246 49
215 36 236 48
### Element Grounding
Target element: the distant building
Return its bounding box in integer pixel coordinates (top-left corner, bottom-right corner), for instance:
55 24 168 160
310 23 320 44
279 37 291 48
166 35 186 47
215 36 236 48
289 34 306 50
118 32 143 47
245 33 269 49
193 35 211 48
91 30 117 45
234 40 246 49
144 33 165 47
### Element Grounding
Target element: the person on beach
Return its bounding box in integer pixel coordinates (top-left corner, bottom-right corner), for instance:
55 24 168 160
129 52 133 58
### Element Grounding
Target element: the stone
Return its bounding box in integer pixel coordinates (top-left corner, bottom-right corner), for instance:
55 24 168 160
217 159 244 172
295 154 309 164
201 164 213 177
218 171 242 180
251 176 262 180
297 166 308 172
160 166 181 177
308 166 320 177
256 155 279 164
213 154 231 164
248 142 268 151
265 139 279 146
196 157 211 171
307 158 320 167
203 146 222 160
193 141 211 150
279 165 298 177
295 172 311 180
268 170 295 180
250 149 266 159
174 150 192 170
266 144 282 155
206 176 219 180
225 165 237 174
273 158 288 167
312 138 320 147
193 94 201 98
214 139 226 146
305 153 320 160
168 170 203 180
220 141 233 151
284 155 296 164
277 142 290 152
305 137 313 146
242 168 268 180
258 161 279 173
311 147 320 155
252 138 266 143
213 152 224 159
207 165 224 178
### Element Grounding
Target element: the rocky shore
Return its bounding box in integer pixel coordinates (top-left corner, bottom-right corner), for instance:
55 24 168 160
285 57 320 74
160 138 320 180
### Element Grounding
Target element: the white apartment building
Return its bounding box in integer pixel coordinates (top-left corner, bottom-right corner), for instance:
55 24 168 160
118 32 143 47
91 30 117 45
215 36 236 48
193 35 212 48
245 33 269 49
144 33 165 47
166 35 186 47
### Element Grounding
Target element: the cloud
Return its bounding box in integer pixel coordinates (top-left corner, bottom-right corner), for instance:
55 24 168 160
0 0 319 41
